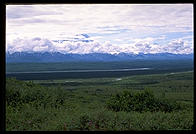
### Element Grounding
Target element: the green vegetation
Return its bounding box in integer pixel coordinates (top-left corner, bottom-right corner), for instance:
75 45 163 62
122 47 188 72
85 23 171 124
106 89 184 113
6 60 193 72
6 60 193 80
6 71 193 131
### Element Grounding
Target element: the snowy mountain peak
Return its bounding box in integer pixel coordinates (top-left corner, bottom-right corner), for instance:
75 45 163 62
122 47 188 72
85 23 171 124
6 52 193 63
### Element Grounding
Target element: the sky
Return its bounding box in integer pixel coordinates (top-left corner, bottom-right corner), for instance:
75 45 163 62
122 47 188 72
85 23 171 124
6 4 193 54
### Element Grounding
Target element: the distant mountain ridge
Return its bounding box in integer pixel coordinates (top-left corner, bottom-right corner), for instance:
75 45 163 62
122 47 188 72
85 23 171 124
6 52 194 63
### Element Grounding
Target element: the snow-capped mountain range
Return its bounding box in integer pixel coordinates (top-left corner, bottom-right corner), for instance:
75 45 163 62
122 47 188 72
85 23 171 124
6 52 194 63
6 33 193 63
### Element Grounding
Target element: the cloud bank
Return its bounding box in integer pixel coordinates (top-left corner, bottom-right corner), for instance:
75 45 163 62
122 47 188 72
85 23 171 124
6 36 193 54
6 4 193 54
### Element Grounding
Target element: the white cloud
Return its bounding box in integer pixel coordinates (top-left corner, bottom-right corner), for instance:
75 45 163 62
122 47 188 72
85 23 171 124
6 36 193 54
6 37 54 53
132 37 155 44
6 4 193 38
6 4 193 54
166 39 193 54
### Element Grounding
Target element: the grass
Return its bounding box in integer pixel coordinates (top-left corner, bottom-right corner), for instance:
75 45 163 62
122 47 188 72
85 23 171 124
6 71 194 131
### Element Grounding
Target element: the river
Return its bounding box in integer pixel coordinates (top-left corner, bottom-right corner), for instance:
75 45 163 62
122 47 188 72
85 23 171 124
6 68 151 74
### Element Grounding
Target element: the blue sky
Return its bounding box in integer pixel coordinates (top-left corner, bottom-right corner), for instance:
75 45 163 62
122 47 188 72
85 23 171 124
6 4 193 54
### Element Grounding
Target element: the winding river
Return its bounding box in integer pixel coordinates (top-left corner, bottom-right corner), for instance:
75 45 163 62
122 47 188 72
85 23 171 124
6 68 151 74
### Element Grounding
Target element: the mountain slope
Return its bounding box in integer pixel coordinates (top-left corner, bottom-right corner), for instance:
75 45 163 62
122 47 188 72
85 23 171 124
6 52 194 63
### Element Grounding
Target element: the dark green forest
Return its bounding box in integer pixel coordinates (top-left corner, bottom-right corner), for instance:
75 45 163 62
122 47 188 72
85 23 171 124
6 60 193 80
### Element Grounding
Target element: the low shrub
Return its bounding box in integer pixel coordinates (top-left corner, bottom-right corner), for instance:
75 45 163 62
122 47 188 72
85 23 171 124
6 78 67 109
106 89 182 112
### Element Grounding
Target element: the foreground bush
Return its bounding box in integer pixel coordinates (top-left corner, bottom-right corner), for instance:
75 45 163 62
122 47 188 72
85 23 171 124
6 78 193 130
6 78 67 109
6 103 193 131
106 89 182 112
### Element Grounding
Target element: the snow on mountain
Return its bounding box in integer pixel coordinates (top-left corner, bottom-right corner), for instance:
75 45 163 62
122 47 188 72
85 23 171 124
6 52 194 63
